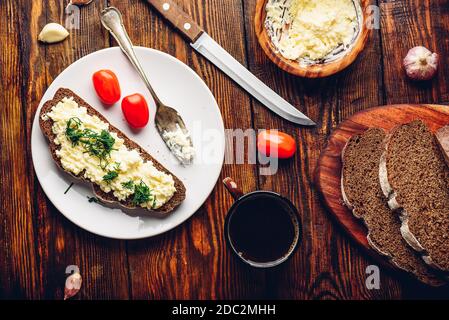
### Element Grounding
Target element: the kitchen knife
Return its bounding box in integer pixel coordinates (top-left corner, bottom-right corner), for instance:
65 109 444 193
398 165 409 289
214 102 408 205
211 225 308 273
145 0 315 126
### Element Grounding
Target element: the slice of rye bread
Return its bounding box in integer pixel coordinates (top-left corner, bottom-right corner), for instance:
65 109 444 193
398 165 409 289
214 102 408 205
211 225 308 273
436 126 449 167
379 120 449 272
341 128 444 286
39 88 186 214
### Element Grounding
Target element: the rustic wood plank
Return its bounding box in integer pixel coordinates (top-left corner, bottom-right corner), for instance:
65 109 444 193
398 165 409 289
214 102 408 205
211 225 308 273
16 0 130 299
0 0 40 299
380 0 441 104
379 0 449 298
109 0 263 299
432 1 449 103
1 0 448 300
243 0 405 299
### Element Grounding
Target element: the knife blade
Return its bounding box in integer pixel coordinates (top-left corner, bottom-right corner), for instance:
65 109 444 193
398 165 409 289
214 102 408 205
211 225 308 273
145 0 315 126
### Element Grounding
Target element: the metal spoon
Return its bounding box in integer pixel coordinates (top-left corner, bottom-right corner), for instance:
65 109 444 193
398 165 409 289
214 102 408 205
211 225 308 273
100 6 194 165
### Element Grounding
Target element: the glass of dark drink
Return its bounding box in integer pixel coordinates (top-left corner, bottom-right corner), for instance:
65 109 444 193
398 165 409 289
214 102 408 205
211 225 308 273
223 177 301 268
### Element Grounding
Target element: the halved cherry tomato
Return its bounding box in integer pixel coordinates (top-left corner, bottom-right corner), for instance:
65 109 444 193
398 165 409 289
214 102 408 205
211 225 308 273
92 70 121 105
121 93 149 128
257 130 297 159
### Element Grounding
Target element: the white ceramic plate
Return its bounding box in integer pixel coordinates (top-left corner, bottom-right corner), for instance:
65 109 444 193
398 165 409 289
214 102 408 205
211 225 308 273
31 47 225 239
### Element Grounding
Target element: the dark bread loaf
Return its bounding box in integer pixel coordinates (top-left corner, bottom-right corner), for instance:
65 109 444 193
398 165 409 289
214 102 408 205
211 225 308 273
436 126 449 167
39 88 186 214
342 128 444 286
379 120 449 272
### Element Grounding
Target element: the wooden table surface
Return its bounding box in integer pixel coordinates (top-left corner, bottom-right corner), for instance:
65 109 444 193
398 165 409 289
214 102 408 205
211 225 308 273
1 0 448 300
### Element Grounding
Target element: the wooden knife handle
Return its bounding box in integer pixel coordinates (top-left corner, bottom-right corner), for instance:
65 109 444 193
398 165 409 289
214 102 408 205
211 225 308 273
223 177 244 200
146 0 204 43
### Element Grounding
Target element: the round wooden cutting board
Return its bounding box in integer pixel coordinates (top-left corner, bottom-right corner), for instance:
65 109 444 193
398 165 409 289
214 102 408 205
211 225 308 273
316 104 449 266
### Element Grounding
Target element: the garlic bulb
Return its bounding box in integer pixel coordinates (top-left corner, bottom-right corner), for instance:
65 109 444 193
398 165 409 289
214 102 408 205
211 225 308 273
403 46 439 81
64 272 82 300
38 23 69 44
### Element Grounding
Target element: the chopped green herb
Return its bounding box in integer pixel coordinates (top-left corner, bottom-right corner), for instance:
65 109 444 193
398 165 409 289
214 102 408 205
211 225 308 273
65 117 83 145
87 196 99 203
103 171 118 183
65 118 116 169
132 181 153 206
121 180 134 190
151 197 157 209
64 182 74 194
102 163 120 183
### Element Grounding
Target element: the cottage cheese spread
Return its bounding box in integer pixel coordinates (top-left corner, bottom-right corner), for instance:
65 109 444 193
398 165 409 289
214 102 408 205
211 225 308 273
162 124 195 165
265 0 361 63
42 97 176 209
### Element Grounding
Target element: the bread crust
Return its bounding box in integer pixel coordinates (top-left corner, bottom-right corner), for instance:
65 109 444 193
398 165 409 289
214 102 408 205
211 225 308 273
379 121 449 272
436 125 449 167
342 133 403 264
341 129 445 286
378 137 399 209
39 88 186 214
341 147 393 259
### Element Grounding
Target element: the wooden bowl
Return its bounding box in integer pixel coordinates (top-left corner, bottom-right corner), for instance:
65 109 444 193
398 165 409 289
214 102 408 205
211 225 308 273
255 0 371 78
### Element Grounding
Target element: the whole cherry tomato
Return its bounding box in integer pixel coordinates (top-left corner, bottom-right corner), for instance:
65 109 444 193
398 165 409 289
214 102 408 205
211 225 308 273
257 130 297 159
92 70 121 105
121 93 149 128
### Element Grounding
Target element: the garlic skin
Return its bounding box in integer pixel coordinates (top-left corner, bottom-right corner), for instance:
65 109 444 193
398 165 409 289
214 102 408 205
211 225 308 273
403 46 439 81
38 23 69 44
64 272 82 300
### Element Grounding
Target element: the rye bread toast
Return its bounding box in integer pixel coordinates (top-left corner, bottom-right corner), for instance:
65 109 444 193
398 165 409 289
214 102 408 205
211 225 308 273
379 120 449 272
341 128 444 286
39 88 186 214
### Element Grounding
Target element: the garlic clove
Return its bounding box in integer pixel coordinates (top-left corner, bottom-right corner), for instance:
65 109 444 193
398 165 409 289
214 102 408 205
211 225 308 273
38 23 70 44
64 272 82 300
403 46 439 81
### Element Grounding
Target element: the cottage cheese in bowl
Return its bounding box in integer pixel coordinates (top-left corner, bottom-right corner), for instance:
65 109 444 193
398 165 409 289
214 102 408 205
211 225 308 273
265 0 362 65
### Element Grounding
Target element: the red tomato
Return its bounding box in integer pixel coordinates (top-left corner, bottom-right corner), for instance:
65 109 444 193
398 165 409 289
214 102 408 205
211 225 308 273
257 130 297 159
92 70 121 105
121 94 149 128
